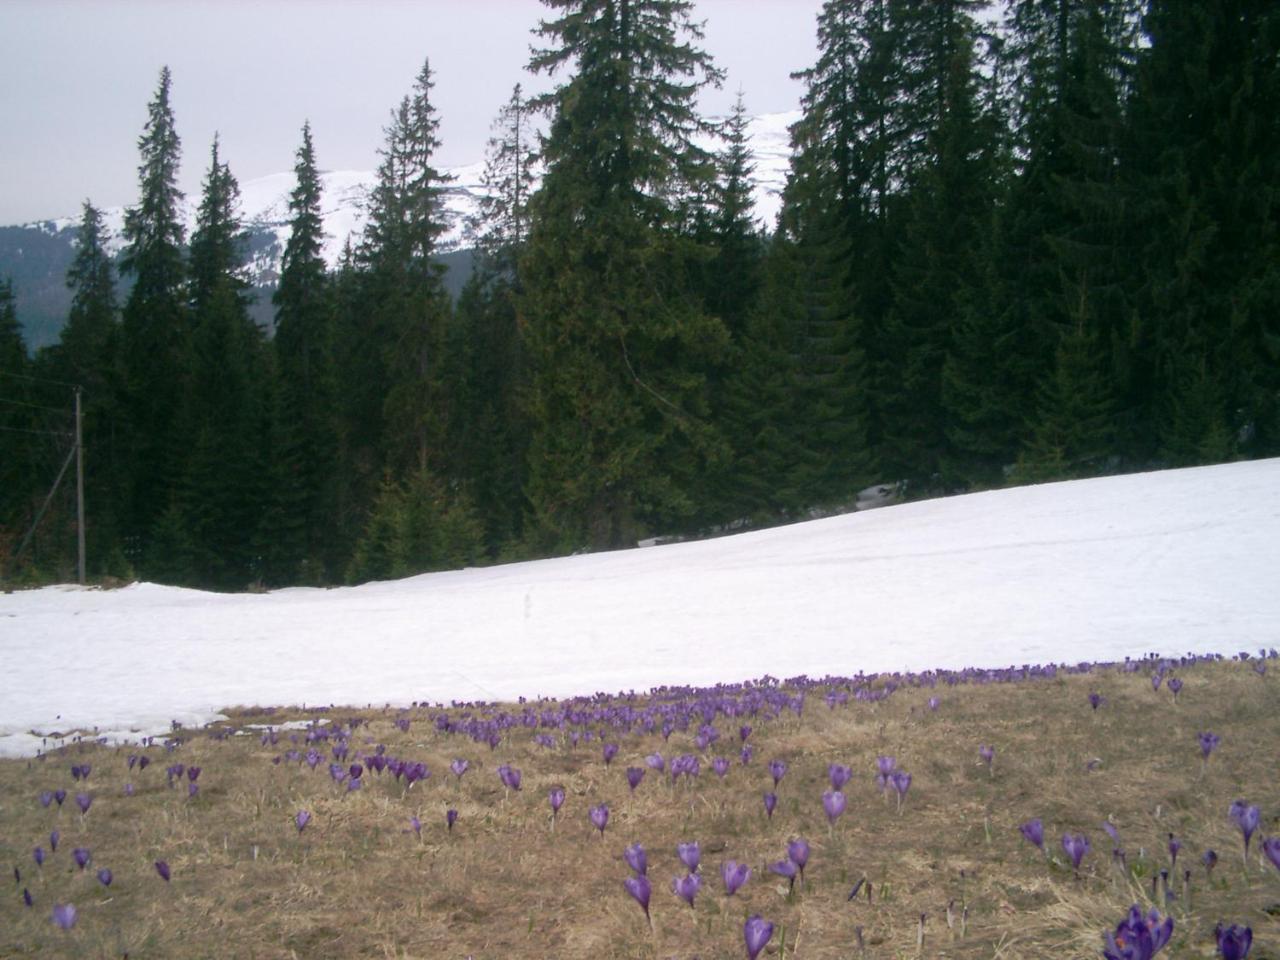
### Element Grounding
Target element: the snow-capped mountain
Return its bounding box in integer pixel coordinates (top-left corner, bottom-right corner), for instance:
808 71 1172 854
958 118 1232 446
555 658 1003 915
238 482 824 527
42 112 795 276
2 112 795 348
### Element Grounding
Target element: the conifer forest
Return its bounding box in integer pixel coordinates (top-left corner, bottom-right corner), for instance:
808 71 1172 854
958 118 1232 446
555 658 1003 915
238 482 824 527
1 0 1277 591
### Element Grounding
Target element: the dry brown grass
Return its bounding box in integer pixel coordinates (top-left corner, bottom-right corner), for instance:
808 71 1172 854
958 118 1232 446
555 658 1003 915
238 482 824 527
2 658 1278 959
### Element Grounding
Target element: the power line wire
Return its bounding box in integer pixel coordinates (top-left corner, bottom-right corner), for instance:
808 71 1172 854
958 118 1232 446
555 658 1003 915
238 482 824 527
0 396 74 416
0 424 74 438
0 369 81 389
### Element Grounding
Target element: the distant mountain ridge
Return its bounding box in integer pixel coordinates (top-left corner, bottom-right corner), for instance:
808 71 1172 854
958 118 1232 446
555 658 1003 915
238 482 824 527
1 112 796 350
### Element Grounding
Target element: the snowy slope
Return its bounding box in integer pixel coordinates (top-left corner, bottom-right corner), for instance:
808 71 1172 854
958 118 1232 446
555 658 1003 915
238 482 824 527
2 459 1278 758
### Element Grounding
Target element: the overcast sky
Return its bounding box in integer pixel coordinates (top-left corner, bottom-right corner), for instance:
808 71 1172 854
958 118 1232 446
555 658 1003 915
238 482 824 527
0 0 824 225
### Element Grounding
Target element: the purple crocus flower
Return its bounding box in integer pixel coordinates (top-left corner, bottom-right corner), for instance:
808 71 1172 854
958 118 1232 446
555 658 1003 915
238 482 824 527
891 770 912 812
1168 835 1181 869
1199 732 1221 759
348 763 363 781
978 745 995 770
740 745 754 765
138 756 150 771
763 792 777 819
721 860 750 896
624 842 647 875
645 753 665 773
51 903 77 930
1167 677 1182 700
602 743 619 766
823 790 847 825
1103 821 1120 845
186 766 200 783
673 872 701 908
548 787 565 819
768 858 798 891
296 810 311 833
928 696 941 711
1063 833 1091 872
787 838 810 877
625 766 644 792
189 782 200 798
877 755 896 777
24 888 34 907
124 783 135 797
768 759 787 787
39 790 53 808
623 874 651 921
712 756 730 778
446 808 458 831
96 868 112 887
155 860 170 882
450 758 469 780
1262 837 1280 873
677 841 700 873
1215 924 1253 960
1151 673 1162 692
1203 849 1219 876
1020 818 1045 851
1089 692 1104 711
590 803 609 836
1102 905 1173 960
828 763 852 791
1229 801 1260 860
744 915 775 960
498 765 522 792
72 848 90 870
49 830 59 853
54 789 67 807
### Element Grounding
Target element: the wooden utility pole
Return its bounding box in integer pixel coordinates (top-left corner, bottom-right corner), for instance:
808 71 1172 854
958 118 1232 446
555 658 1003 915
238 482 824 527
75 386 85 585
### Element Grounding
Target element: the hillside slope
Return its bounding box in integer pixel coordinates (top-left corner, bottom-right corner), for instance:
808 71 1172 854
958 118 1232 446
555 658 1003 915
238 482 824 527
1 458 1277 756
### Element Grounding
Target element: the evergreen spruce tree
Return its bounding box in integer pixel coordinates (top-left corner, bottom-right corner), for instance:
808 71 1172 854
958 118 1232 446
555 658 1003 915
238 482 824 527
361 59 455 479
1128 0 1280 462
272 122 339 582
691 91 767 526
53 202 127 575
877 0 1000 489
174 138 270 588
118 66 189 566
0 278 36 569
519 0 730 550
452 87 539 555
991 0 1137 479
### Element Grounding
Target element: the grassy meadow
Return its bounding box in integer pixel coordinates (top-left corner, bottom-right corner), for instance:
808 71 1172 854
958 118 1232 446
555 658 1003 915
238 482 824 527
2 654 1277 959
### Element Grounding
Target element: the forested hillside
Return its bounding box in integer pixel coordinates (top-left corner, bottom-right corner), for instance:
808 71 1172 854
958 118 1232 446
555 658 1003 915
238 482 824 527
2 0 1276 590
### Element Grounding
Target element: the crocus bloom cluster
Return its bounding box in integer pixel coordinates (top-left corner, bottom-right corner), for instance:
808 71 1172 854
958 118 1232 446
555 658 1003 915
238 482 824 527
1215 924 1252 960
1102 905 1172 959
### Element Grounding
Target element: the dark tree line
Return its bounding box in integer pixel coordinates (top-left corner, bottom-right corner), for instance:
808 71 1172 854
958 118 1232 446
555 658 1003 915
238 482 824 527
2 0 1277 589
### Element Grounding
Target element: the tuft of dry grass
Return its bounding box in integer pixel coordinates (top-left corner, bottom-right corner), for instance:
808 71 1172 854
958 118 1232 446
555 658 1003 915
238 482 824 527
2 656 1278 958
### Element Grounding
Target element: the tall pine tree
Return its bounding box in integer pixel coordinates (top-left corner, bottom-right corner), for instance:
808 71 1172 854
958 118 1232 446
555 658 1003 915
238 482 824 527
272 122 339 582
520 0 729 550
118 66 189 567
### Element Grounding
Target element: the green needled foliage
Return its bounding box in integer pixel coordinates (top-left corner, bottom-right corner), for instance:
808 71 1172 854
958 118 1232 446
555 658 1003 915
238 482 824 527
272 122 340 583
118 66 189 561
520 0 729 551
